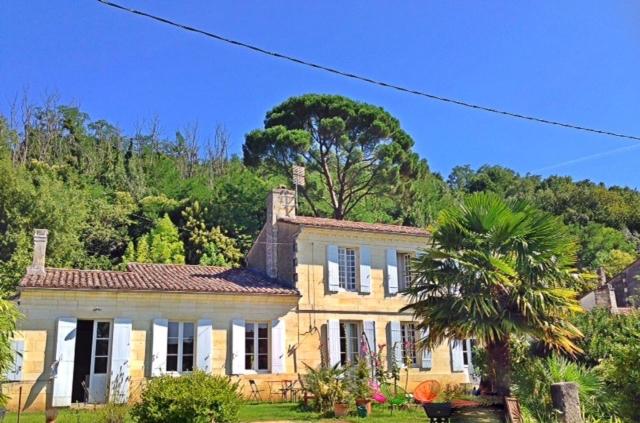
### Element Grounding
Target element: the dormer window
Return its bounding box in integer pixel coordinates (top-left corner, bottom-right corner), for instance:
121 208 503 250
338 247 357 291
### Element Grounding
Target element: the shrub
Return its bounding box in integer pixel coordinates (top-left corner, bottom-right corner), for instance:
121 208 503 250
131 371 241 423
513 355 616 422
96 402 129 423
302 363 348 413
601 343 640 422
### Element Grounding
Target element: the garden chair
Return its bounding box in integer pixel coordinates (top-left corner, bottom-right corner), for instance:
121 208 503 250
380 383 409 414
297 374 316 407
413 380 441 404
248 379 263 402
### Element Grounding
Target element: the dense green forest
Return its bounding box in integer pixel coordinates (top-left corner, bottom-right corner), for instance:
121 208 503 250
1 94 639 294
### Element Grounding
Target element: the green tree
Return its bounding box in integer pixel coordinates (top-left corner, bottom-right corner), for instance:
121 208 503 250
592 249 636 278
403 193 583 395
243 94 423 219
148 214 185 264
0 298 21 406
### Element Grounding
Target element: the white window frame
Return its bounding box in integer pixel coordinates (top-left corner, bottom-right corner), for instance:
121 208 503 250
166 321 195 374
338 247 358 291
462 339 475 367
90 320 112 376
400 322 418 367
245 321 270 373
397 253 413 291
339 321 361 365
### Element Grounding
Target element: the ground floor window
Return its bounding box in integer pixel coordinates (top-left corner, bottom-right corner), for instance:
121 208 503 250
92 321 111 374
339 321 360 365
167 321 194 373
462 338 476 367
400 322 418 367
245 322 269 371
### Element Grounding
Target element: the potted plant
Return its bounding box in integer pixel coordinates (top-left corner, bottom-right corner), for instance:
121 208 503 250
347 358 373 416
329 378 351 418
302 363 350 416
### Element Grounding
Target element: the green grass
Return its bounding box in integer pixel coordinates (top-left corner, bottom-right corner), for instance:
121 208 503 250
3 402 503 422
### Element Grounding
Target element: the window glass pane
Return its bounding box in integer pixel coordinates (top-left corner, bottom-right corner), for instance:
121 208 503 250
168 322 179 338
95 339 109 356
182 355 193 372
167 355 178 372
167 337 179 355
245 355 253 370
96 322 110 339
258 354 268 370
183 338 194 355
94 357 108 374
258 338 268 354
245 322 255 336
245 338 254 354
257 323 268 338
183 323 194 338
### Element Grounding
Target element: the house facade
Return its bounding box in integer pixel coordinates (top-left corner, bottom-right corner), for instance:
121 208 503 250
580 260 640 313
4 189 472 412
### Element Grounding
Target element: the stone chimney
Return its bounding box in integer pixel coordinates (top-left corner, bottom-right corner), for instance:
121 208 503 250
594 267 618 312
265 188 296 279
27 229 49 276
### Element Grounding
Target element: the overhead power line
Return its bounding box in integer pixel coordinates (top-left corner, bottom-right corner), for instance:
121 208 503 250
97 0 640 142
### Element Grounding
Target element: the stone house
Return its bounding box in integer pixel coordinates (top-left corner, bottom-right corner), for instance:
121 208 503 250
580 260 640 313
3 189 473 411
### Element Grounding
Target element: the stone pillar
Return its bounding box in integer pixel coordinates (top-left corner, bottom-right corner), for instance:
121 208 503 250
26 228 48 276
551 382 582 423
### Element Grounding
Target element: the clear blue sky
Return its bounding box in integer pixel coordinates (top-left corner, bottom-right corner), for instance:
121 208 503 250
2 1 640 187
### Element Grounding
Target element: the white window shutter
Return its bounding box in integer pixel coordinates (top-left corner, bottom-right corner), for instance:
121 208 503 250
450 339 464 372
52 317 77 407
387 321 403 368
327 245 340 292
271 319 286 374
151 318 168 377
231 319 246 374
420 328 432 370
327 320 341 367
363 320 376 355
196 319 213 373
110 318 132 403
359 246 372 294
386 249 398 295
6 339 24 381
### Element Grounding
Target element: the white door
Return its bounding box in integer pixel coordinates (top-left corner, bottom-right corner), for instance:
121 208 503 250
89 320 111 403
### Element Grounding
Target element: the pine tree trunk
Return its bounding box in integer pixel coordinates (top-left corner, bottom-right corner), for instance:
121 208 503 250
486 337 511 396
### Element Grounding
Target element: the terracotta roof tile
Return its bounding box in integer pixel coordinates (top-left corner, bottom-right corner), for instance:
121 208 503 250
19 263 299 296
278 216 429 237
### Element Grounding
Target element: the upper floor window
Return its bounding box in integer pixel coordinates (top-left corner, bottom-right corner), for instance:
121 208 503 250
397 253 413 291
400 322 418 367
339 321 360 365
167 321 194 373
245 322 269 371
338 247 357 291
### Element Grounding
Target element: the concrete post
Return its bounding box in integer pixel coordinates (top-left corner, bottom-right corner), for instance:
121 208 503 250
551 382 582 423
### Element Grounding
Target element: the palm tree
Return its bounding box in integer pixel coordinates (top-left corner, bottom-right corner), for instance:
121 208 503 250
403 192 583 395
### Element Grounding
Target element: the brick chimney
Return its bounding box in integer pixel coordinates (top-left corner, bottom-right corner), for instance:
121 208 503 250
27 229 49 276
265 188 295 279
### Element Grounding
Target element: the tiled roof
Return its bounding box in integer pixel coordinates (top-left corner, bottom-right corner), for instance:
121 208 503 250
19 263 299 296
278 216 429 237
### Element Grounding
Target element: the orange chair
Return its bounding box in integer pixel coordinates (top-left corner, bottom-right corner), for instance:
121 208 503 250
413 380 441 403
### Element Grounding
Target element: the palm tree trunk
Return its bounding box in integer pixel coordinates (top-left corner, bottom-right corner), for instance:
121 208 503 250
485 338 511 396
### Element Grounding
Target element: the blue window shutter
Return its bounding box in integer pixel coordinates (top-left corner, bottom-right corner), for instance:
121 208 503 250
363 320 376 355
196 319 213 373
386 249 398 294
327 245 339 292
6 339 24 381
110 318 132 403
359 247 372 294
450 339 464 372
387 321 402 368
52 317 77 407
271 319 286 374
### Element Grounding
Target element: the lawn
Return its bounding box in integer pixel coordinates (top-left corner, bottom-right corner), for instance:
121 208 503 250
2 402 503 422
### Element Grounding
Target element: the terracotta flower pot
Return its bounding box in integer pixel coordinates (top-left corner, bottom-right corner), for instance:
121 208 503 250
334 402 350 417
355 398 372 416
